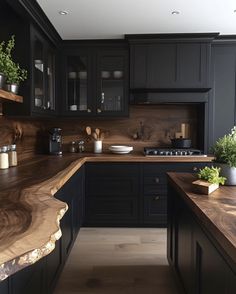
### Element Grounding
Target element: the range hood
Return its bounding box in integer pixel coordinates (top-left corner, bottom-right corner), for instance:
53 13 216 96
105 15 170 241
130 92 209 104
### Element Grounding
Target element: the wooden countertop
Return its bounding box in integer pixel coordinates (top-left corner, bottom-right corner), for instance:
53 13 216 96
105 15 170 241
0 152 213 281
167 173 236 265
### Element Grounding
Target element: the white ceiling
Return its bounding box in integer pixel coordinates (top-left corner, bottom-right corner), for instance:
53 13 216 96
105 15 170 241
36 0 236 40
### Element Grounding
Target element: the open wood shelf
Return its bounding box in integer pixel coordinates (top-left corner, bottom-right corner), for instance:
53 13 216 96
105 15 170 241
0 88 23 103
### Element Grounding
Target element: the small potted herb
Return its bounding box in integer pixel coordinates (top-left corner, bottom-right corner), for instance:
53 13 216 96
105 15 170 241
0 35 27 94
211 126 236 185
192 166 226 194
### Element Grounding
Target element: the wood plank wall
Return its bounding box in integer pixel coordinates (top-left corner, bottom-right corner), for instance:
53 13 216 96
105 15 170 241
0 105 199 162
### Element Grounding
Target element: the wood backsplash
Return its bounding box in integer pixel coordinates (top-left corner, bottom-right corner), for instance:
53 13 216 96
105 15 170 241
0 105 200 162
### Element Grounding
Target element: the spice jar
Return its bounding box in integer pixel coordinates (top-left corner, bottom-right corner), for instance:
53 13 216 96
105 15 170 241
0 146 9 169
69 141 77 153
78 140 85 153
8 144 17 167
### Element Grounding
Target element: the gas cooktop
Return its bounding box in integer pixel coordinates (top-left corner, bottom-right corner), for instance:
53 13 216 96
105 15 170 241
144 147 206 157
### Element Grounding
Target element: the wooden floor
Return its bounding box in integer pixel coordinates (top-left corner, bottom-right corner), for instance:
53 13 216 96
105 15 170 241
54 228 178 294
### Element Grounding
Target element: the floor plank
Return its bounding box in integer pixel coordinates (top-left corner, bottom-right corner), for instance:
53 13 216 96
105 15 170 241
54 228 178 294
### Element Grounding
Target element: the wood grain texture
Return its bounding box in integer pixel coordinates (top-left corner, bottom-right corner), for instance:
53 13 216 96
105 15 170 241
0 154 213 281
167 173 236 265
0 105 202 162
0 89 23 103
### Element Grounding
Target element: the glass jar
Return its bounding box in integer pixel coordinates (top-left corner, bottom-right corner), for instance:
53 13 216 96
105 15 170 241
69 141 77 153
8 144 17 167
0 146 9 169
78 140 85 153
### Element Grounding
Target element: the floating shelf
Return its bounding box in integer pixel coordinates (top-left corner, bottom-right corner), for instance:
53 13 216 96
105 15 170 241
0 89 23 103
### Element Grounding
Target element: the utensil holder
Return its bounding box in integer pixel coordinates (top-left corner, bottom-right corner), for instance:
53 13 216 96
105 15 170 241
94 140 102 154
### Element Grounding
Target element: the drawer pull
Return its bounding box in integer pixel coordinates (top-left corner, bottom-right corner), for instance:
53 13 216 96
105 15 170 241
154 196 160 201
193 166 198 172
155 177 160 184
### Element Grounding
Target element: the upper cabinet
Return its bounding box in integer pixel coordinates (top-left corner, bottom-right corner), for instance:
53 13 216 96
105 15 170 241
128 35 215 91
1 1 60 117
61 44 129 117
31 26 56 115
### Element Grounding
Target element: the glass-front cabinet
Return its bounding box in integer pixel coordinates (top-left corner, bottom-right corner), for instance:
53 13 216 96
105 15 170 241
96 50 128 116
62 46 128 117
32 27 56 115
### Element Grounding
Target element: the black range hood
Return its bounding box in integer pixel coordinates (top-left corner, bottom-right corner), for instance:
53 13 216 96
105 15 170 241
130 91 209 104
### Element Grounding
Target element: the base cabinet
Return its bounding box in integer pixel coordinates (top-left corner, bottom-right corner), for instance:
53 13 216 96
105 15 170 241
85 162 209 226
167 182 236 294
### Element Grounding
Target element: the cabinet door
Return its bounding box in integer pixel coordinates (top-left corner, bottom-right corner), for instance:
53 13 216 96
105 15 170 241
147 43 177 88
31 27 57 115
143 194 167 225
0 278 9 294
96 50 129 116
62 50 93 116
46 239 63 293
10 258 46 294
193 225 229 294
85 163 140 225
208 45 236 149
130 44 148 89
177 43 210 89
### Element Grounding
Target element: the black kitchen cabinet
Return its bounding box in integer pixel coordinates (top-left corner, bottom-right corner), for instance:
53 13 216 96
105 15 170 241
208 43 236 150
85 162 209 226
142 162 208 225
167 179 236 294
128 37 212 90
61 44 129 117
10 257 46 294
0 2 59 117
85 163 140 225
0 279 9 293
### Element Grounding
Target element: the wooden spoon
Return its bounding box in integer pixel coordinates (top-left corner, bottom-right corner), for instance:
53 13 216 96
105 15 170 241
100 132 105 141
95 128 100 139
86 126 91 136
92 132 98 140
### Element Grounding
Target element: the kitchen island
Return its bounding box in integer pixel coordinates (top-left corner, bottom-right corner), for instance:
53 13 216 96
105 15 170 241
0 153 214 293
167 173 236 294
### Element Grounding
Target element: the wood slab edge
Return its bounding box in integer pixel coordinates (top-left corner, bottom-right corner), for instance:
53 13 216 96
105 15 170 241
0 158 86 281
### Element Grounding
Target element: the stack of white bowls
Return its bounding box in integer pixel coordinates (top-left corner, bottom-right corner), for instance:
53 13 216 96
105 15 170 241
109 145 133 154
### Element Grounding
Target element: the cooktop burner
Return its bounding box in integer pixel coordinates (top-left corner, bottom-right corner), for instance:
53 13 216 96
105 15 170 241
144 147 206 157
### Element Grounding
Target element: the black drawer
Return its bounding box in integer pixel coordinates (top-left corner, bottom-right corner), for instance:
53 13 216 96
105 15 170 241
144 185 167 195
143 194 167 225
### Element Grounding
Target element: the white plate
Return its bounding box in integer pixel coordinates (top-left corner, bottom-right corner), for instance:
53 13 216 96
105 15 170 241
109 150 132 154
109 145 133 151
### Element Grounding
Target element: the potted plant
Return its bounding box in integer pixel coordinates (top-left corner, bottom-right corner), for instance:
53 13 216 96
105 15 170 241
211 126 236 185
0 35 27 94
192 166 226 194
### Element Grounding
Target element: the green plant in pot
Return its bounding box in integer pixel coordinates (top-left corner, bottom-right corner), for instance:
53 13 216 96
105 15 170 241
2 35 27 94
211 126 236 185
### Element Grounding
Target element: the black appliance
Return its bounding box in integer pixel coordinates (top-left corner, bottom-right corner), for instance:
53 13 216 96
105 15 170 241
49 128 62 155
144 147 206 157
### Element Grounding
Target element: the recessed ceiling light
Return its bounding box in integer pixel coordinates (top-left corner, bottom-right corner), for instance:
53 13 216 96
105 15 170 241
234 9 236 13
171 10 180 15
59 10 68 15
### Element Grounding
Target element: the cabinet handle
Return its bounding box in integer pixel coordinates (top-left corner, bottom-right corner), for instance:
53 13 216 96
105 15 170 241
193 167 198 172
155 177 160 184
97 108 102 113
87 108 91 113
154 196 160 201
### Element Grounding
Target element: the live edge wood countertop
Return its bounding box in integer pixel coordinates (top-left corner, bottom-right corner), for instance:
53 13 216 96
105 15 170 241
0 152 213 281
167 172 236 266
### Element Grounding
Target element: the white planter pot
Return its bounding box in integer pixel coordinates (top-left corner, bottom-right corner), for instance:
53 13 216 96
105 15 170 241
216 163 236 185
5 83 19 94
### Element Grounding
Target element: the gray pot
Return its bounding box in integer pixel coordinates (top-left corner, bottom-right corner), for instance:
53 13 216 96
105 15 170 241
5 83 19 94
216 163 236 185
0 73 6 89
